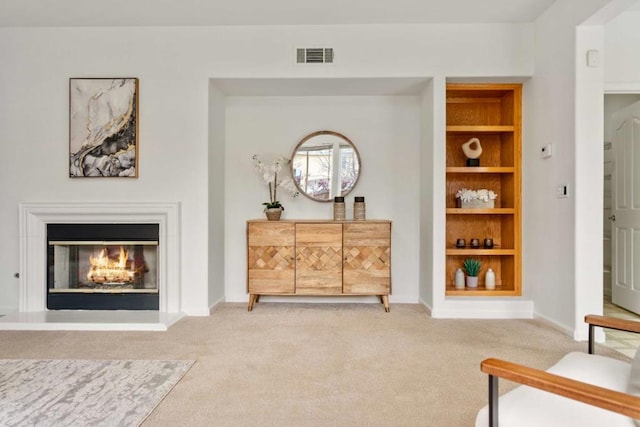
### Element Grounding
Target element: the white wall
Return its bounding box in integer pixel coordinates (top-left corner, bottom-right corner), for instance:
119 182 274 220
605 10 640 90
0 23 533 314
0 28 211 315
419 79 438 309
527 0 581 331
527 0 615 336
574 25 606 339
208 83 226 309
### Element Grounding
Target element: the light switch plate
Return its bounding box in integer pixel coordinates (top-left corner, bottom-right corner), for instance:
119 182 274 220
556 185 568 198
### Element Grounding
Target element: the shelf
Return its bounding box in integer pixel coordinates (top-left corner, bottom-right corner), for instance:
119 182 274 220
446 167 515 173
446 208 515 214
445 286 519 297
446 97 503 104
446 249 515 256
446 125 514 133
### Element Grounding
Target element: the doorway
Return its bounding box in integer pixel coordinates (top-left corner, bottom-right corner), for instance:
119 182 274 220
602 94 640 357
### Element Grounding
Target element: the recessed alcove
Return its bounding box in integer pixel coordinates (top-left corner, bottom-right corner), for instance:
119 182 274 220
208 77 432 307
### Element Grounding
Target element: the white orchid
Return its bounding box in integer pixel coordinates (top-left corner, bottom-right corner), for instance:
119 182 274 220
475 189 498 202
252 155 299 210
456 188 497 202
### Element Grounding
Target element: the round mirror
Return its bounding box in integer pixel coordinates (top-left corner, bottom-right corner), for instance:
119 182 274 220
290 131 361 202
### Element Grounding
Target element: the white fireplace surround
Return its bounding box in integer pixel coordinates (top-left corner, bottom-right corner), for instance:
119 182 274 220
18 202 181 315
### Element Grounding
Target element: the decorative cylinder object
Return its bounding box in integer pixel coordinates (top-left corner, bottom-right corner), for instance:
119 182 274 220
333 196 346 221
454 268 465 289
485 268 496 290
353 196 366 221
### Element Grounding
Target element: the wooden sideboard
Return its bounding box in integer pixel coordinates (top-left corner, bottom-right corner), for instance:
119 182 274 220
247 219 392 312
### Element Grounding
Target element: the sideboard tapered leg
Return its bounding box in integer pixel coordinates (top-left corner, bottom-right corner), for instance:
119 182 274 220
248 294 258 311
380 295 390 312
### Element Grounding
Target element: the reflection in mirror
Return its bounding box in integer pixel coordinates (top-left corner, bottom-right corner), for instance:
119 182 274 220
291 131 361 202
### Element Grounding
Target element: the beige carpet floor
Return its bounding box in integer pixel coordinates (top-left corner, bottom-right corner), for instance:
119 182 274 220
0 303 628 427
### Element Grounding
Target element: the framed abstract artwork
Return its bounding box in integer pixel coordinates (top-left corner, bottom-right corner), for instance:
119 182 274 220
69 78 139 177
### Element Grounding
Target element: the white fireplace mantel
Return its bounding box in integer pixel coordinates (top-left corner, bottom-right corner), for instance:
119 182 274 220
10 202 183 330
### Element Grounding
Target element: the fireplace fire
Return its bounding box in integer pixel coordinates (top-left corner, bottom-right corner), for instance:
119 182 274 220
86 246 143 284
47 224 159 310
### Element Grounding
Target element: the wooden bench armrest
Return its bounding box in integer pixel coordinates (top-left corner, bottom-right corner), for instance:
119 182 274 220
585 315 640 334
585 314 640 354
481 358 640 419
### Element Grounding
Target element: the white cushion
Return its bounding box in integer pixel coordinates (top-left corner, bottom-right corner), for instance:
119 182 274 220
626 347 640 426
475 352 634 427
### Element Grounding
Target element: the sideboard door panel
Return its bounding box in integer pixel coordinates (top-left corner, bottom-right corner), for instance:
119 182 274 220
247 222 295 294
295 223 343 295
343 222 391 294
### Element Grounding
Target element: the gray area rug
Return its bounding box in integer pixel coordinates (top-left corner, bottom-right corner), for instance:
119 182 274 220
0 359 194 426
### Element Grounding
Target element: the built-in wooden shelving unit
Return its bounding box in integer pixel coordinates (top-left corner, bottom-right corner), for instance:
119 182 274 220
445 83 522 296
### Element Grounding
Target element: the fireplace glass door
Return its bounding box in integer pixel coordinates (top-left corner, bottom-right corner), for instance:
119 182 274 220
47 224 159 310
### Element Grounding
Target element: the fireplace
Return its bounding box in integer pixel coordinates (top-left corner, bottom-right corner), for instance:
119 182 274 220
47 224 160 310
19 202 180 321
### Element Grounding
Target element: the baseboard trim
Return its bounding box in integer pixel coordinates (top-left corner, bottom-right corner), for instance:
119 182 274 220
430 299 534 319
226 294 417 304
532 312 573 337
0 307 16 316
418 298 433 316
209 297 225 314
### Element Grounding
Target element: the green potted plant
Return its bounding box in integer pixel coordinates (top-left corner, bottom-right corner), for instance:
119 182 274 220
463 258 482 288
252 155 299 220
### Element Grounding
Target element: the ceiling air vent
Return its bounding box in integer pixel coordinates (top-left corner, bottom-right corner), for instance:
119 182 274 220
297 48 334 64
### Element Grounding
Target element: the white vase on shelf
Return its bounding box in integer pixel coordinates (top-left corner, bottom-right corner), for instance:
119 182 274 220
485 268 496 290
454 268 465 289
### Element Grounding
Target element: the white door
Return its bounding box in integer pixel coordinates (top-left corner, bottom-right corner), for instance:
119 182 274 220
612 101 640 314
